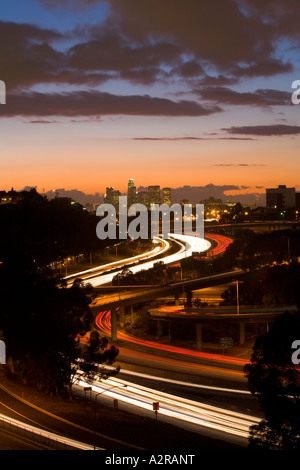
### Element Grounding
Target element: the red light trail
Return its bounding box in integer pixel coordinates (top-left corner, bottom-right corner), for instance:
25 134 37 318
204 233 233 257
92 233 241 367
95 310 247 366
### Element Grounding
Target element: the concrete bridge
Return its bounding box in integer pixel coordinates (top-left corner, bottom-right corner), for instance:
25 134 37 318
148 305 297 348
92 269 247 343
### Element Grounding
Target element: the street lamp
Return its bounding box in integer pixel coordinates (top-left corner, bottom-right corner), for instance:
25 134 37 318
94 384 127 450
236 280 240 315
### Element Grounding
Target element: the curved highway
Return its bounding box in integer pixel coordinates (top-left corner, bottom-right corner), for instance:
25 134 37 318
65 232 231 288
95 310 246 368
74 374 260 446
65 236 171 286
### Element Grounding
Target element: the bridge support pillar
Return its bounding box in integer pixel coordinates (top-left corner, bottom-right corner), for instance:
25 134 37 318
119 305 125 327
157 320 164 336
196 323 203 349
130 305 134 323
186 290 192 308
111 306 117 342
239 321 245 345
168 321 172 340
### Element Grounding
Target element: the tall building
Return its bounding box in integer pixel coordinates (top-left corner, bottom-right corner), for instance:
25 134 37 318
104 187 121 209
127 178 137 206
128 178 134 189
137 190 149 208
162 187 171 205
148 185 161 207
266 185 296 212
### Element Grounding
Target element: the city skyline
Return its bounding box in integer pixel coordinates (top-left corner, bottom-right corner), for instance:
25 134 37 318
0 1 300 196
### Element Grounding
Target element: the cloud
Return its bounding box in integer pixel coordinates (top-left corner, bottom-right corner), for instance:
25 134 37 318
45 188 104 204
133 136 207 141
233 59 293 78
197 87 292 107
0 20 64 91
3 2 299 120
27 119 59 124
0 90 221 118
213 163 265 167
36 0 300 84
68 33 183 85
223 124 300 136
133 136 254 141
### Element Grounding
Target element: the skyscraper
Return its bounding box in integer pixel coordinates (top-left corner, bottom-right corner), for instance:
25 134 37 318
137 190 149 208
162 187 171 205
127 178 137 206
104 187 121 209
148 185 161 207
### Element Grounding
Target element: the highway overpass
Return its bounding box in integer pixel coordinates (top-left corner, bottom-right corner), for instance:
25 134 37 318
148 305 297 348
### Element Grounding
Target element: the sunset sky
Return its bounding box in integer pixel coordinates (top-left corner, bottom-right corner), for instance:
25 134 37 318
0 0 299 202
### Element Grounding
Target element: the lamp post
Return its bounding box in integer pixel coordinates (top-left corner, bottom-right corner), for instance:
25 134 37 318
236 280 240 315
93 384 127 450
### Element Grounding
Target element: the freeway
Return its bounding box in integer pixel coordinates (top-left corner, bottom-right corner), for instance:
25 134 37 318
0 378 142 450
75 232 255 446
65 236 171 286
203 232 233 257
0 428 46 450
95 310 247 369
65 233 217 288
74 374 260 446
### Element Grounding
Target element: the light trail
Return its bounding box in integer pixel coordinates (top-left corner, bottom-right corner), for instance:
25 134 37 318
104 366 251 395
204 233 233 256
0 412 98 450
75 376 260 440
65 237 170 285
65 233 231 288
95 310 247 366
75 234 211 288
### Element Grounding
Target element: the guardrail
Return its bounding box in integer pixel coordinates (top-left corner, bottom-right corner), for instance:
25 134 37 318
0 412 98 450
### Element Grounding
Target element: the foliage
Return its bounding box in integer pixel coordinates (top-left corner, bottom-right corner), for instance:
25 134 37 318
244 312 300 449
0 189 119 396
241 229 300 269
78 330 119 383
221 262 300 308
0 188 113 268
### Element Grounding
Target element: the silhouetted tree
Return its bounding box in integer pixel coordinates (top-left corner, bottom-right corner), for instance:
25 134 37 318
221 263 300 308
244 312 300 449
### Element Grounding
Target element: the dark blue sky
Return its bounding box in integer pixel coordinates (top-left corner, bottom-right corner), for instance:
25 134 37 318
1 0 109 31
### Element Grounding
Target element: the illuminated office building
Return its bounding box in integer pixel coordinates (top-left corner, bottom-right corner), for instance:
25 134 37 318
104 187 121 209
148 185 161 207
127 178 137 206
266 185 296 212
162 187 171 205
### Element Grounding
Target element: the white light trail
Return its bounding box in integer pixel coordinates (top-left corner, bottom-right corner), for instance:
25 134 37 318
73 234 210 288
65 237 169 282
75 376 260 440
0 412 99 450
108 366 251 395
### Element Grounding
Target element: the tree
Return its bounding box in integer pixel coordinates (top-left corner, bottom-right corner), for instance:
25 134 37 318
221 263 300 308
244 312 300 449
0 260 118 398
78 330 119 384
0 188 114 269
